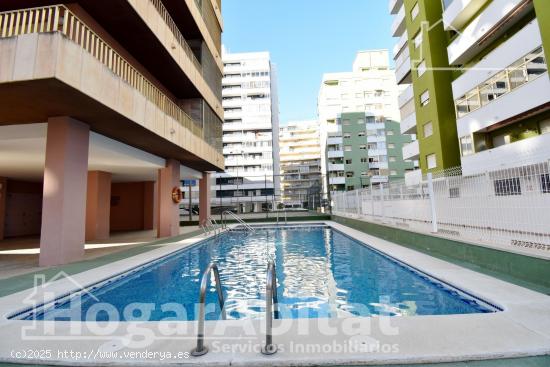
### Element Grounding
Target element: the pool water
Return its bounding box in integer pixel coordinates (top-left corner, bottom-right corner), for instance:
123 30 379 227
21 225 497 321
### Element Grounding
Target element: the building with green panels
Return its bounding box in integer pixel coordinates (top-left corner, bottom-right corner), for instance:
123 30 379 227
327 112 414 191
391 0 550 177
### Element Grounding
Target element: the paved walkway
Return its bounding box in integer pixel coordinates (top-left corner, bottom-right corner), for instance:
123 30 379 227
0 227 202 297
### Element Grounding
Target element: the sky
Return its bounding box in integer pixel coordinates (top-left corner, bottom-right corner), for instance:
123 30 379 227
221 0 395 125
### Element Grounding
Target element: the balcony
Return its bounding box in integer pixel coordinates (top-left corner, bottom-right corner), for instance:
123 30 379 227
398 84 414 108
462 132 550 176
328 164 345 172
396 55 412 85
329 177 346 185
447 0 534 65
389 0 404 14
400 112 417 135
443 0 491 31
0 5 223 171
327 150 344 158
455 48 548 137
391 4 406 37
452 20 542 100
402 140 420 160
393 31 408 60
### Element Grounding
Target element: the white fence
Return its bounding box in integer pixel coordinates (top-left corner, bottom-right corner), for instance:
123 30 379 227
332 161 550 258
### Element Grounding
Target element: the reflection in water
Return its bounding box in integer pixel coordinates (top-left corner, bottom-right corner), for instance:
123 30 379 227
30 226 493 321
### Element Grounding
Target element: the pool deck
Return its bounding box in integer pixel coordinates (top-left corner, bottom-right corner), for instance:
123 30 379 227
0 221 549 366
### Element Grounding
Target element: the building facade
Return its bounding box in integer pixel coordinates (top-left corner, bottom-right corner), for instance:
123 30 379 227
0 1 224 266
318 50 414 192
390 0 550 176
215 50 280 213
279 120 322 209
327 112 413 191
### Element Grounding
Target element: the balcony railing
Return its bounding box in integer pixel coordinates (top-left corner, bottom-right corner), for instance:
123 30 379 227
0 5 222 152
455 47 547 118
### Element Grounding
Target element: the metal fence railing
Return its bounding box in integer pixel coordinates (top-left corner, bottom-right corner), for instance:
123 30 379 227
332 160 550 257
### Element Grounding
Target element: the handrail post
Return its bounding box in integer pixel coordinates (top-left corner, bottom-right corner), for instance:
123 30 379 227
191 263 226 357
261 261 279 355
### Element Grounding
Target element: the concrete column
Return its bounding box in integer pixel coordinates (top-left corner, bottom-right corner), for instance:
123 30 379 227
0 177 6 240
85 171 111 241
157 159 180 238
143 181 156 230
199 172 212 226
40 117 90 266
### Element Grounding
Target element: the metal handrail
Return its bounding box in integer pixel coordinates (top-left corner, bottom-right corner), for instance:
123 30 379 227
208 216 221 234
191 262 227 357
261 261 279 355
221 211 254 232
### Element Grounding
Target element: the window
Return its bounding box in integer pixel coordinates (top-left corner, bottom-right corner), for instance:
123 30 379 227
387 130 394 136
420 90 430 107
414 31 423 49
344 145 352 152
540 119 550 134
346 172 354 178
542 174 550 194
357 118 365 125
361 172 368 177
359 145 367 150
345 159 353 164
494 178 521 196
423 121 433 138
358 132 366 137
449 187 460 198
388 143 395 149
347 186 355 191
426 153 437 169
417 60 426 77
343 119 351 125
343 133 351 139
389 156 396 162
460 135 474 157
411 2 420 20
361 157 368 163
390 170 397 176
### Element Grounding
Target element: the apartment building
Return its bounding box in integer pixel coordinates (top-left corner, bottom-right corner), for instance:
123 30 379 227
215 50 280 213
390 0 550 176
279 120 322 209
0 0 224 266
327 112 414 191
318 50 413 192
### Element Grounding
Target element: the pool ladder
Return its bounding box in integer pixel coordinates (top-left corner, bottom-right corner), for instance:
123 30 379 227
191 260 279 357
221 211 254 232
200 216 221 236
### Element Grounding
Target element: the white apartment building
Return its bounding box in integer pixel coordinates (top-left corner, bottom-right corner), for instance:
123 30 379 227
279 120 322 209
185 50 280 213
318 50 407 191
215 50 280 212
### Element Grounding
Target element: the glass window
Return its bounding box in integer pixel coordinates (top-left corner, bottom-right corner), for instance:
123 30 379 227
361 157 368 163
420 90 430 107
346 172 354 178
343 133 351 139
357 118 365 125
460 135 474 157
411 2 420 20
358 132 366 137
426 153 437 169
344 145 352 151
390 170 397 176
541 174 550 194
539 119 550 134
387 130 394 136
414 31 423 49
423 121 433 138
389 156 396 162
417 60 426 77
494 178 521 196
343 119 351 125
388 143 395 149
345 159 352 164
359 145 367 150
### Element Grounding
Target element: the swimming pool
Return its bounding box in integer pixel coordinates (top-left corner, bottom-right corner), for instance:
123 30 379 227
14 225 498 321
